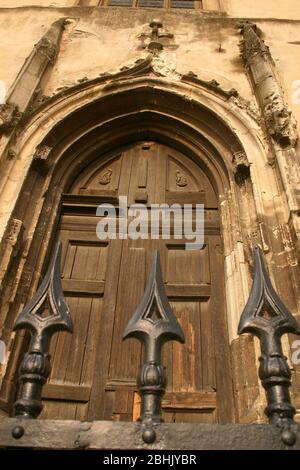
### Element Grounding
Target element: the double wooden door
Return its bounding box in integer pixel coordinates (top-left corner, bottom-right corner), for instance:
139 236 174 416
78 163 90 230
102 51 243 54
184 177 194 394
40 142 234 423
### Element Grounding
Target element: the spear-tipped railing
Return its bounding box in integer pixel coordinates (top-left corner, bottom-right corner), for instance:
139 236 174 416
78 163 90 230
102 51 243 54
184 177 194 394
9 242 300 447
123 251 185 443
238 246 300 446
12 242 72 423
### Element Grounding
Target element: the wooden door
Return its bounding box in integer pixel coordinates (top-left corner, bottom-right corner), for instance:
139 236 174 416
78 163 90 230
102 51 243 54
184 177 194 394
40 142 234 423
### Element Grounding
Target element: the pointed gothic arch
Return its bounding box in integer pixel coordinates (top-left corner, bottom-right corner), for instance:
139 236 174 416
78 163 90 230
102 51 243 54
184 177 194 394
0 71 274 421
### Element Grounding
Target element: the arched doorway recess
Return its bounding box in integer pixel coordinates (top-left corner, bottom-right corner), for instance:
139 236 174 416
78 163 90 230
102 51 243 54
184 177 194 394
41 139 233 423
0 77 271 423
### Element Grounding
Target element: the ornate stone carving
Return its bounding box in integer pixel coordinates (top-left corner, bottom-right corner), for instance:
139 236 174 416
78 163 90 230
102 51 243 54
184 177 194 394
32 145 52 174
36 36 259 133
239 22 298 148
99 169 112 185
264 91 298 147
33 145 52 161
232 151 250 184
35 38 58 64
239 22 269 61
6 219 23 245
0 103 22 133
7 148 17 160
229 94 261 124
0 219 24 291
38 40 251 126
175 170 188 187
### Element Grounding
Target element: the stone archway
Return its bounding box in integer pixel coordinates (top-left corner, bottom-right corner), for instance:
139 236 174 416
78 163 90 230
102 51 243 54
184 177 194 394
0 75 283 422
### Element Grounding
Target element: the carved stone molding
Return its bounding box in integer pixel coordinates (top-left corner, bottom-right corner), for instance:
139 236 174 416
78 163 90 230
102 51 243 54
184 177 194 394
0 219 24 292
6 219 23 246
182 71 239 100
43 52 247 115
239 22 269 61
239 22 298 148
0 18 67 138
35 38 58 65
229 94 261 124
0 104 22 134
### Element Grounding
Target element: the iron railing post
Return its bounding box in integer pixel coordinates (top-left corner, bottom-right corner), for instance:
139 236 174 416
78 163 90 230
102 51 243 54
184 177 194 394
13 242 72 420
238 246 300 446
123 251 185 443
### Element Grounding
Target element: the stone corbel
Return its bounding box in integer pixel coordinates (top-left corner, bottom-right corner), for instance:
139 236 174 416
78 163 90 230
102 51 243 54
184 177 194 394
0 104 22 134
232 151 250 184
32 145 52 174
239 22 298 148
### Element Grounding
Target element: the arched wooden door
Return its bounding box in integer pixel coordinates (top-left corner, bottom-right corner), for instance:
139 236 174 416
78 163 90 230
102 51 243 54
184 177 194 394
40 142 234 423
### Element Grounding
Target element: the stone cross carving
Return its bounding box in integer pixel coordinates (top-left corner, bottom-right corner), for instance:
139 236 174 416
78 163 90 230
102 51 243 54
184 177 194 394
139 20 174 54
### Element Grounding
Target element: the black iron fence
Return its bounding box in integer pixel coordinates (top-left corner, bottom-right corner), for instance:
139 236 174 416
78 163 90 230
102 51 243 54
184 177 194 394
10 243 300 446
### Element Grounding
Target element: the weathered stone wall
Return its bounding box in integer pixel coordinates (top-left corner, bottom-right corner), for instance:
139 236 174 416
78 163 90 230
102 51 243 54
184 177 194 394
0 1 75 6
0 8 299 124
223 0 300 19
0 1 299 427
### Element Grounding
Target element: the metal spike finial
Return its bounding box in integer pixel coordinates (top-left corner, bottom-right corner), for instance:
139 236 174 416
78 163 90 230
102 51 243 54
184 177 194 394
123 251 185 444
13 242 72 420
238 245 300 446
123 251 185 351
